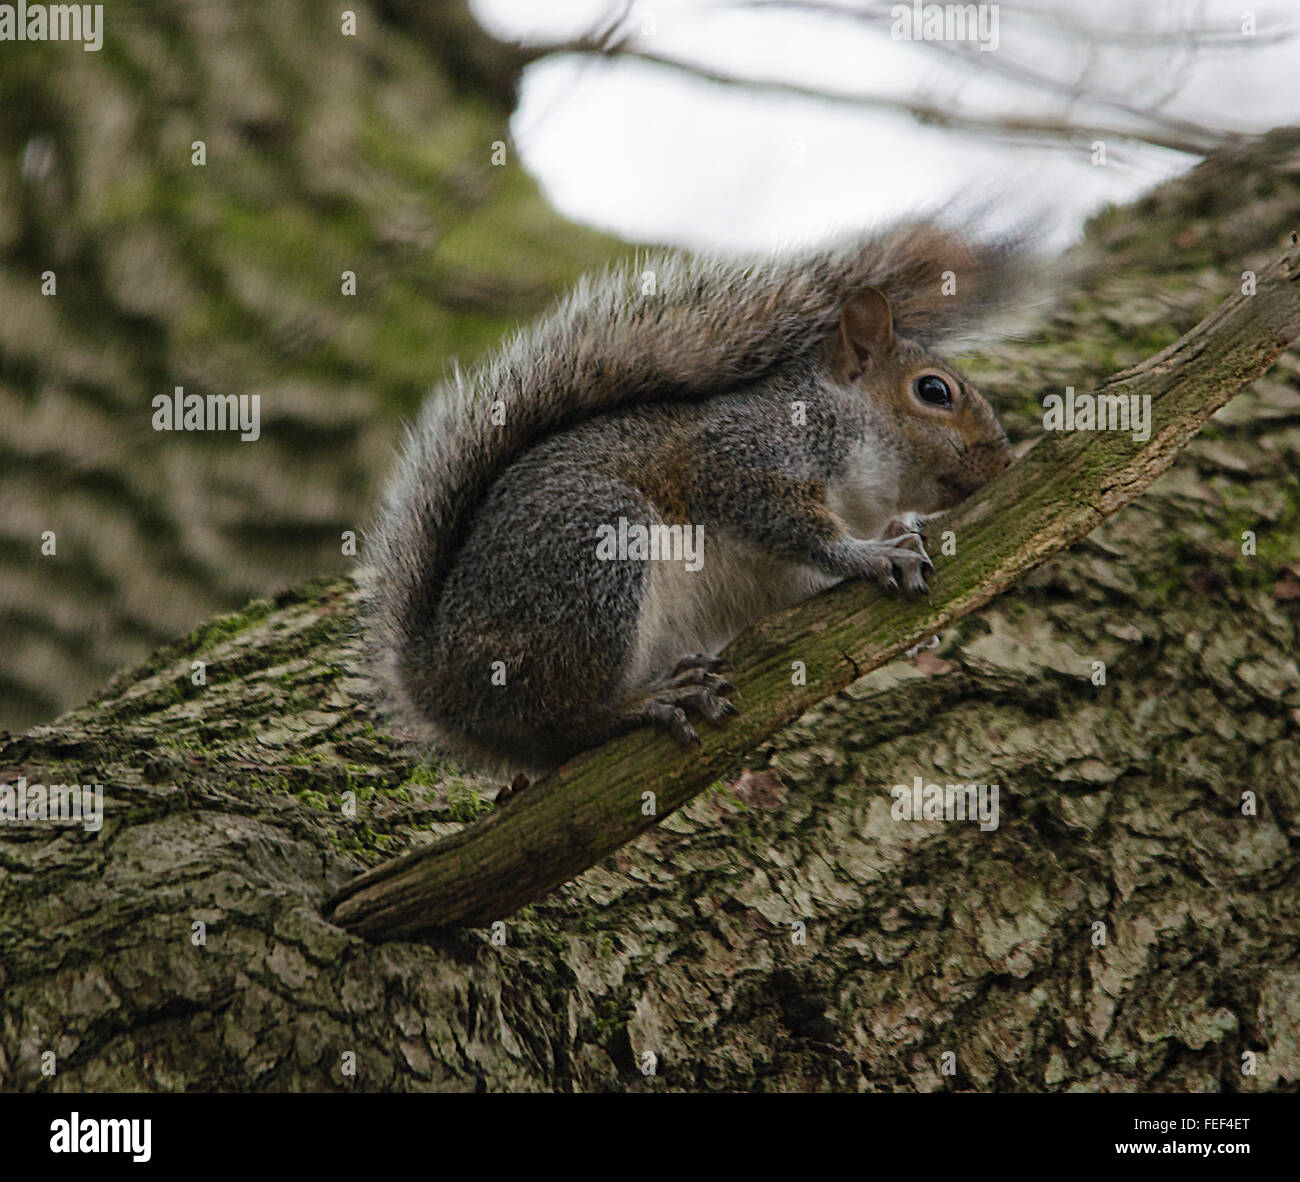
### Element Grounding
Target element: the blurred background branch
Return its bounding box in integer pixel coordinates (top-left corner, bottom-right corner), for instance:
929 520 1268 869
513 0 1298 158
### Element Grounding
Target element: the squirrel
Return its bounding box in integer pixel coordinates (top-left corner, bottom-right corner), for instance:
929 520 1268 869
364 221 1019 778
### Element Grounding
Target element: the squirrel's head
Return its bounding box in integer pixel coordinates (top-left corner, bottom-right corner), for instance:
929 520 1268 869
828 287 1014 513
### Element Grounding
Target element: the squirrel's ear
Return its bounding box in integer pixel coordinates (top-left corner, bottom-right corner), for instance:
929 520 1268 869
832 287 895 380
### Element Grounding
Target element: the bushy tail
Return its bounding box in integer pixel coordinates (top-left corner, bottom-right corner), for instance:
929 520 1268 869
364 220 1022 735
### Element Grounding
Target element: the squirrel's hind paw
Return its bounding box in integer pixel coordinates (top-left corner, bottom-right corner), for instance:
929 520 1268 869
626 662 740 747
656 665 736 696
645 701 703 746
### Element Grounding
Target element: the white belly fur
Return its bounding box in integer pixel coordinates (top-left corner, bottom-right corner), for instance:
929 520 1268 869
621 529 840 693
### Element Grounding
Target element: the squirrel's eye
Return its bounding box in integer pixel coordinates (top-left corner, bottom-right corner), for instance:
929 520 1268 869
914 374 953 408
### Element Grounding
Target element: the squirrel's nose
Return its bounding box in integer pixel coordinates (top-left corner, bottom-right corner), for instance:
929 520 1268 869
989 423 1015 473
971 434 1014 485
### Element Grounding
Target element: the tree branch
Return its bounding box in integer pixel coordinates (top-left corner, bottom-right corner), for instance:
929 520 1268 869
534 41 1235 157
715 0 1287 148
323 234 1300 941
509 0 1297 158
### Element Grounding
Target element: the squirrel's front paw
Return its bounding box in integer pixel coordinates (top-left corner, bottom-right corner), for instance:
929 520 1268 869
878 514 933 596
844 528 933 596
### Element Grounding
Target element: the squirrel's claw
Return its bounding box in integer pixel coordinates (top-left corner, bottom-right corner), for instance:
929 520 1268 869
645 702 702 747
877 515 933 598
629 656 742 747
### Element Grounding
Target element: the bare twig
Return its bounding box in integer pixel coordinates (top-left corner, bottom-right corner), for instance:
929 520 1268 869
510 0 1296 157
535 41 1233 156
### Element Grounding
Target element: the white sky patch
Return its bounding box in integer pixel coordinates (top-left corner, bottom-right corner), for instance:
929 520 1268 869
472 0 1300 252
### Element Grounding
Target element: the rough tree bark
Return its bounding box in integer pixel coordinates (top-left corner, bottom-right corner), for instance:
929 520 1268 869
3 134 1300 1093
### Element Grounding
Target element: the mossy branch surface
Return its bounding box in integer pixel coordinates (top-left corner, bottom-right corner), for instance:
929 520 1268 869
323 238 1300 940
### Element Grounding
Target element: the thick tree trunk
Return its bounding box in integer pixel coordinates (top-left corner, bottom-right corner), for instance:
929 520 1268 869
0 0 622 732
3 126 1300 1090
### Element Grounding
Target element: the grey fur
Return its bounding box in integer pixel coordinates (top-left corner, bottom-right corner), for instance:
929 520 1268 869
364 222 1019 776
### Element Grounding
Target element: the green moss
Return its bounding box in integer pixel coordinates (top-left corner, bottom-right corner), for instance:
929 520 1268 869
404 762 439 788
244 774 293 795
334 822 397 856
591 994 626 1041
185 599 276 655
444 778 491 823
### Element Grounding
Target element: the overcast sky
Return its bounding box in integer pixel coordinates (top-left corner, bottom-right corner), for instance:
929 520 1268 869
471 0 1300 253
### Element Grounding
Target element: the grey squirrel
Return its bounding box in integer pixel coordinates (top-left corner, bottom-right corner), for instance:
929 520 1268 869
365 222 1018 777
